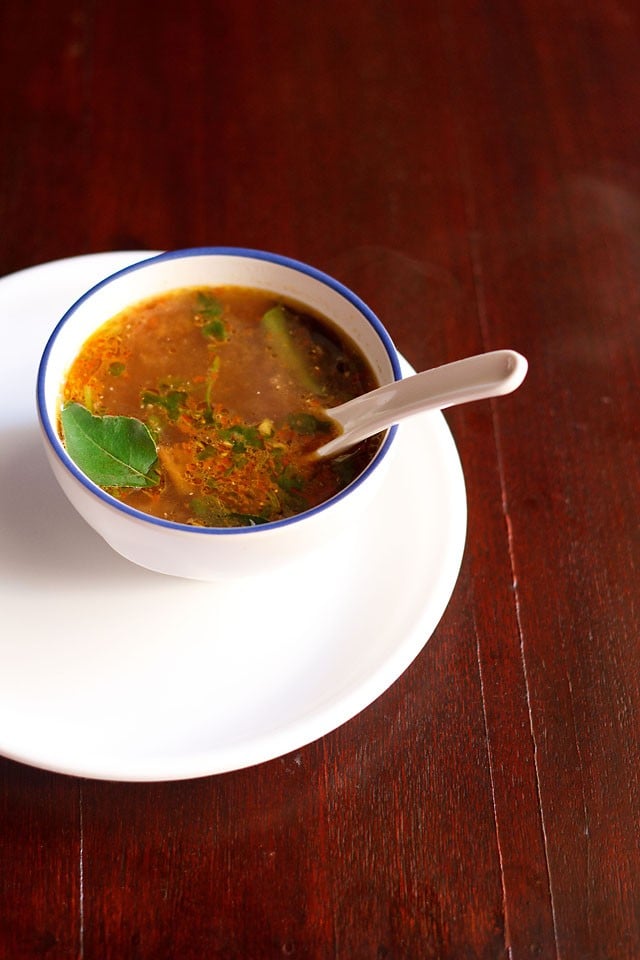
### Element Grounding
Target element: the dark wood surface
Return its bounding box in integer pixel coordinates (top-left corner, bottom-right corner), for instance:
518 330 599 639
2 1 639 957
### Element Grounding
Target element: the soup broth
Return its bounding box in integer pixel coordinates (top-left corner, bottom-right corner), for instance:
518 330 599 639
59 286 382 527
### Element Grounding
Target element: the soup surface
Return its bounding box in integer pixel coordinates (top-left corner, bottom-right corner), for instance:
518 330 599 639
59 286 382 527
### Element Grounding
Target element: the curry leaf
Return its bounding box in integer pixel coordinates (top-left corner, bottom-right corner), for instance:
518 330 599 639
60 403 159 488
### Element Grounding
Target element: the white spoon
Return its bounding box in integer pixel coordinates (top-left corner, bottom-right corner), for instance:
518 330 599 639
314 349 528 459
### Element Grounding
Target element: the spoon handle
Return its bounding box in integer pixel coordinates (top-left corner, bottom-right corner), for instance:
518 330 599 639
317 349 528 458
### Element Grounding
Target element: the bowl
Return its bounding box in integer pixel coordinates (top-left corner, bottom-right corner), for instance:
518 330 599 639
36 247 402 580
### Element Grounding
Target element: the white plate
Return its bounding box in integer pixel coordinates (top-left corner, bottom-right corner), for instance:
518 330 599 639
0 252 467 781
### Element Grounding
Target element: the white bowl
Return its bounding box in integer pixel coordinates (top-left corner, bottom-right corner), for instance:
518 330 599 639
36 248 402 580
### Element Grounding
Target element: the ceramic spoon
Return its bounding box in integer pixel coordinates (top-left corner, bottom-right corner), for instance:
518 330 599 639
314 349 528 459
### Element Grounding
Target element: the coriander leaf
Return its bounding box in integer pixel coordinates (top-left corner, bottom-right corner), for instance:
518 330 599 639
276 464 304 493
60 403 159 488
202 317 227 340
196 444 217 461
191 495 267 528
141 389 187 421
197 291 223 316
197 292 227 340
218 424 264 451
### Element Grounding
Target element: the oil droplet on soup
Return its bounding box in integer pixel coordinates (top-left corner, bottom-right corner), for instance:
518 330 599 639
59 286 382 527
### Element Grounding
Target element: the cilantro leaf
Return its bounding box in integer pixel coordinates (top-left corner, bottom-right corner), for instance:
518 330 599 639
141 389 187 421
197 292 227 340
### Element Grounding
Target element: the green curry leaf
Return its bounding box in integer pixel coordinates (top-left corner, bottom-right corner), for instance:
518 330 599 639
60 403 159 488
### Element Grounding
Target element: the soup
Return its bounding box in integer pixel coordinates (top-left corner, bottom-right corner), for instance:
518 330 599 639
58 286 381 527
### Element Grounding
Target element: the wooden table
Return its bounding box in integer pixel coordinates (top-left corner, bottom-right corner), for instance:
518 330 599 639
1 1 639 956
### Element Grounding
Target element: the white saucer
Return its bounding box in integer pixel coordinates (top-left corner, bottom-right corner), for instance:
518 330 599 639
0 252 467 781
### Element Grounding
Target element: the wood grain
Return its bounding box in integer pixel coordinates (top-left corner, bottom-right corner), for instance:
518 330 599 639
1 0 639 957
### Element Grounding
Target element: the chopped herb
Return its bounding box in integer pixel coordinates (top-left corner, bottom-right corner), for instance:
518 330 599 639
197 291 227 340
276 464 304 493
141 389 187 421
197 444 216 461
109 361 126 377
191 495 268 527
202 317 226 340
217 424 264 451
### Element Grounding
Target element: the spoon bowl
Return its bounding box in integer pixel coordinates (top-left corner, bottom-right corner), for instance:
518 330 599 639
316 349 528 459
